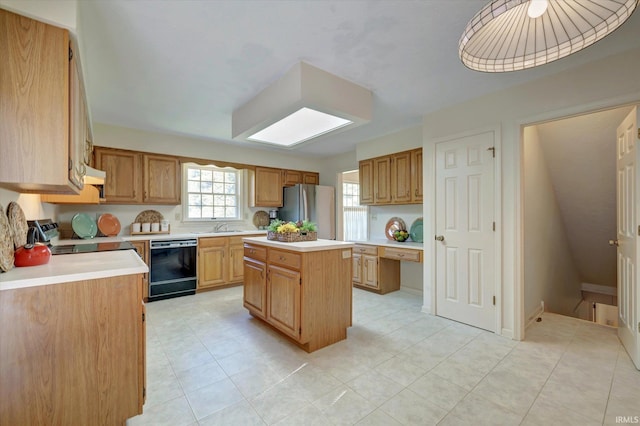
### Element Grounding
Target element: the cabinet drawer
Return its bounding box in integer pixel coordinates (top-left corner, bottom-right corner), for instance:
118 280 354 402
199 237 228 248
353 245 378 256
268 249 301 270
380 247 422 263
244 244 267 261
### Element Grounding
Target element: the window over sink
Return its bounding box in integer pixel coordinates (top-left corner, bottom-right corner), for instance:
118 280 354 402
183 164 242 221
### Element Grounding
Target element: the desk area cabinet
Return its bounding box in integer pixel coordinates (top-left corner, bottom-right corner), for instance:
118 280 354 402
352 243 423 294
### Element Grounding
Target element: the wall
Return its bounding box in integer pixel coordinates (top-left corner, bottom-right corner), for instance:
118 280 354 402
0 0 76 29
422 46 640 339
523 126 582 319
0 188 56 222
356 126 421 161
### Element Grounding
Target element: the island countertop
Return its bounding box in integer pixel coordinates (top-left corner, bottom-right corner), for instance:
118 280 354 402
0 250 148 291
243 236 354 252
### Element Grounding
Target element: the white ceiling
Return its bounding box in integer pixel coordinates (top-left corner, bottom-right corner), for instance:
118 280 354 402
77 1 640 157
536 106 633 288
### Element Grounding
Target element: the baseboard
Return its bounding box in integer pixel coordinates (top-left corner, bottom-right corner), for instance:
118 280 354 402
421 305 432 314
526 305 544 329
581 282 616 296
400 286 423 297
500 328 514 339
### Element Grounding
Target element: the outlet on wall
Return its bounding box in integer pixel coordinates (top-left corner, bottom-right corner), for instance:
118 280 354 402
541 300 545 312
175 212 181 221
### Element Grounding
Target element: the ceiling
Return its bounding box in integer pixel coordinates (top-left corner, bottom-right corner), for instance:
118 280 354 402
536 106 633 288
77 1 640 157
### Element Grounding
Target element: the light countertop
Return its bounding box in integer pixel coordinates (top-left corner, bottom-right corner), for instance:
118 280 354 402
0 250 148 292
350 238 424 251
123 229 267 241
243 236 354 252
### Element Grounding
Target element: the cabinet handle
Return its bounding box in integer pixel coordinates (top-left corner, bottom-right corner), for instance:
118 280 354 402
406 190 410 197
279 255 286 261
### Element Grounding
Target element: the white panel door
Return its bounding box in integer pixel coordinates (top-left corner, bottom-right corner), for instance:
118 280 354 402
435 132 495 331
616 106 640 369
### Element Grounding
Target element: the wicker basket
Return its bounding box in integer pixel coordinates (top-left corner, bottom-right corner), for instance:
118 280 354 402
267 230 318 242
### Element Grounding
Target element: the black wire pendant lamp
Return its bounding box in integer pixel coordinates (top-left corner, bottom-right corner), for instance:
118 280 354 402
459 0 639 72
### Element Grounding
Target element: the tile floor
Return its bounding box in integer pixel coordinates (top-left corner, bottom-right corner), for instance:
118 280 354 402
127 287 640 426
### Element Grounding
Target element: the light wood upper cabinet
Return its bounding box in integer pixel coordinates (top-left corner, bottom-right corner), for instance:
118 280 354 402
94 147 181 205
302 172 319 185
391 151 412 204
95 148 143 204
68 41 86 192
250 167 283 207
411 148 423 202
283 170 302 187
359 159 374 204
143 154 181 204
0 9 87 194
358 148 423 206
373 156 392 204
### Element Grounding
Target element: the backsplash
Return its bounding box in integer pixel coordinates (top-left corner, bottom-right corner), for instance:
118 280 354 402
368 204 423 241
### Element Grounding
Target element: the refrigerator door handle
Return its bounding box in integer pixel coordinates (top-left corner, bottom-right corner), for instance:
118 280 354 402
302 186 309 221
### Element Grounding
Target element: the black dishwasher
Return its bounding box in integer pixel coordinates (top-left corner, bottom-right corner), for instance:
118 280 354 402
149 239 197 301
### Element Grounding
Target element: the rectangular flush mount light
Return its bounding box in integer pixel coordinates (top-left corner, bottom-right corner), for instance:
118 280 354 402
247 107 353 146
232 62 372 148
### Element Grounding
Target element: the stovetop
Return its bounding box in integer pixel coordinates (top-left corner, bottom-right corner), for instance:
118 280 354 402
50 240 136 256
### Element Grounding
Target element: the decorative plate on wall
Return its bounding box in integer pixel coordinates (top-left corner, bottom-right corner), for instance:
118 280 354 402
71 213 98 239
97 213 121 236
409 217 424 243
134 210 164 224
385 217 407 241
0 204 15 272
252 210 270 228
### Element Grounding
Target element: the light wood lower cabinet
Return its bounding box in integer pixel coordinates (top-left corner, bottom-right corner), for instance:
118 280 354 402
243 242 352 352
130 240 150 301
198 235 262 290
0 274 146 425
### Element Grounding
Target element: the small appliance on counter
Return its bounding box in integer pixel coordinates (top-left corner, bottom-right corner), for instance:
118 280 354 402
14 228 51 267
27 219 59 244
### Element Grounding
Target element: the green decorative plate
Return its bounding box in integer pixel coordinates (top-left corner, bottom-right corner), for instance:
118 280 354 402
72 213 98 239
409 217 423 243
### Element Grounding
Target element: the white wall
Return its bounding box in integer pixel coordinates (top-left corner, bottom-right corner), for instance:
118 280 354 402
523 126 582 319
0 0 77 29
356 126 422 160
0 188 57 222
422 46 640 339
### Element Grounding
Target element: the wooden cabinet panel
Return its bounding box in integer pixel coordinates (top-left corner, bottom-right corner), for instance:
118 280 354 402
143 154 180 204
359 159 374 204
411 148 423 202
229 244 245 282
283 170 302 186
302 172 319 185
68 41 86 192
0 10 83 194
198 244 227 288
373 157 392 204
251 167 283 207
352 253 362 284
391 151 412 203
380 247 423 263
268 249 302 270
267 264 301 340
0 274 145 424
243 258 267 319
130 241 150 300
362 254 378 288
244 243 267 262
96 148 142 203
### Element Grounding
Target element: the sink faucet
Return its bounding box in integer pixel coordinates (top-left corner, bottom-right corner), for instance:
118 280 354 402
214 222 228 232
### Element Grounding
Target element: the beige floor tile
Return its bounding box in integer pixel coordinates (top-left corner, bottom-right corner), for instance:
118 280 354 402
355 408 403 425
250 379 310 424
126 396 195 426
174 361 227 393
375 355 427 387
444 393 523 426
408 371 468 411
471 367 541 416
521 393 601 426
198 400 265 426
536 378 608 421
380 388 448 425
274 403 335 426
346 369 405 405
313 386 378 425
185 377 244 420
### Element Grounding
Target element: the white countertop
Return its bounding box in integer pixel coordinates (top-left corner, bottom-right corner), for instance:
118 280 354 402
123 229 267 241
350 238 424 251
0 250 148 291
243 236 354 252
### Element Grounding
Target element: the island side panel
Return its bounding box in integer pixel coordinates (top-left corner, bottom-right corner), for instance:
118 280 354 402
301 248 353 352
0 275 143 425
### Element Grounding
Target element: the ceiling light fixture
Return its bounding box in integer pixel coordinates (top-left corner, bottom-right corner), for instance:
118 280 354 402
232 62 372 148
459 0 639 73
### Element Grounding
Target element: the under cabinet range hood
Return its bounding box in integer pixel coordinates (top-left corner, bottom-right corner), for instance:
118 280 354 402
83 165 106 185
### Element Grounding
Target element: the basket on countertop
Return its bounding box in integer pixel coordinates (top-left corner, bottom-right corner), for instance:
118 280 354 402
267 230 317 242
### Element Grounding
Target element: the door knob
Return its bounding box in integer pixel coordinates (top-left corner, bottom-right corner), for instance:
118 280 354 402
609 239 619 247
435 235 445 242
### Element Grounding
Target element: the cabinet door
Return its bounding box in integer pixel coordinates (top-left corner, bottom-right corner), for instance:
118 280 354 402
362 255 378 288
411 148 423 203
267 265 301 340
373 157 392 204
253 167 283 207
130 241 149 300
391 151 412 204
283 170 302 187
243 258 267 319
198 245 227 288
96 148 142 203
143 154 181 204
68 43 85 192
352 253 362 284
302 172 319 185
229 244 245 282
359 159 374 204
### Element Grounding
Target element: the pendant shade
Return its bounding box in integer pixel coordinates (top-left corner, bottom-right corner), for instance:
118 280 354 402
459 0 639 72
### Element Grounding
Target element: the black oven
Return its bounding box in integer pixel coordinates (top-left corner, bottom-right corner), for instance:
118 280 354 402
149 238 197 301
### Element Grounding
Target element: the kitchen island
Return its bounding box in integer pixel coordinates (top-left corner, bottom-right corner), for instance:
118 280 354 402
242 236 354 352
0 250 148 425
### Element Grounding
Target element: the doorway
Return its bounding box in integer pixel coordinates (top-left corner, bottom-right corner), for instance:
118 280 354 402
522 106 632 329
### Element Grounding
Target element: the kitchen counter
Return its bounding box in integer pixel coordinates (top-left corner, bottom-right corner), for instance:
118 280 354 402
243 236 354 252
350 238 424 250
124 229 267 241
0 249 148 291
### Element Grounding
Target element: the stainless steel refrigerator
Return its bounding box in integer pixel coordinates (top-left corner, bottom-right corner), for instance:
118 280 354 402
280 184 336 240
